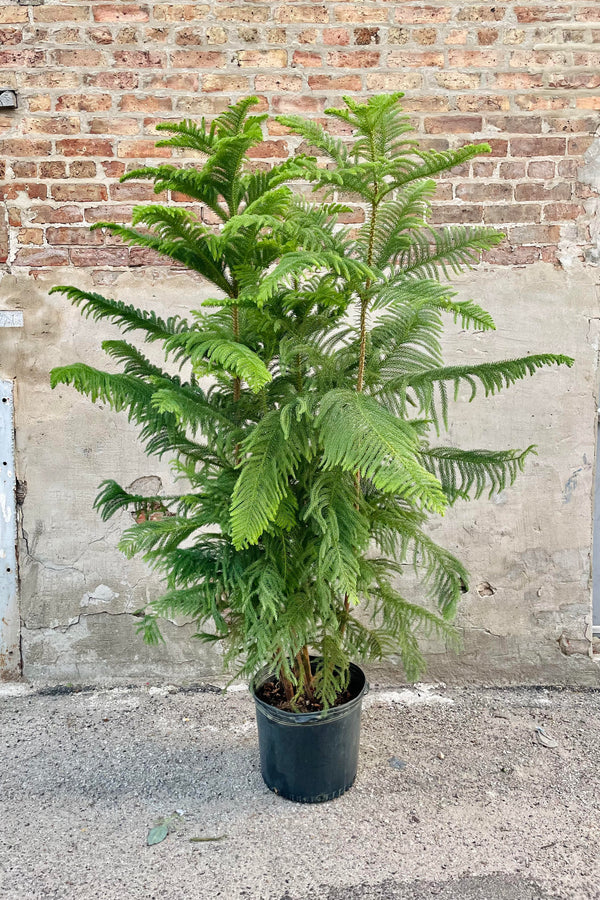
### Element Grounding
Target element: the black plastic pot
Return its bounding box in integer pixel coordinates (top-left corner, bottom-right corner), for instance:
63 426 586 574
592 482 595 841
251 661 368 803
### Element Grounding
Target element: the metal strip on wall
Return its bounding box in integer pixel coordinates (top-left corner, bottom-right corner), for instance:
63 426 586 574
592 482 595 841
0 380 20 677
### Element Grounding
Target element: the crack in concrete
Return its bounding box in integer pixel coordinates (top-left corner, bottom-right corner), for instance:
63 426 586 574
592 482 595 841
22 610 139 633
22 610 191 634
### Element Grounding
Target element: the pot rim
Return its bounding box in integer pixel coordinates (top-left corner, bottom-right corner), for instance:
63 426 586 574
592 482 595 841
250 659 369 726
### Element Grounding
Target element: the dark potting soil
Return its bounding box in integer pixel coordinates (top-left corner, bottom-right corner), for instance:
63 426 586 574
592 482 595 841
256 678 357 713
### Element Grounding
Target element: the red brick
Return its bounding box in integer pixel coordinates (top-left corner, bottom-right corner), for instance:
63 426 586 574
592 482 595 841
202 74 250 92
456 95 508 112
176 96 232 114
70 161 97 179
548 72 600 91
109 183 157 201
515 183 571 202
568 136 596 155
93 5 150 22
12 162 36 179
114 50 165 67
0 7 28 23
472 160 495 177
499 161 526 178
477 28 498 45
117 140 171 158
70 248 130 267
56 95 112 112
0 49 45 67
237 50 287 68
154 4 210 21
388 51 444 67
0 183 47 201
18 228 44 246
28 95 52 113
334 6 387 23
486 115 541 134
527 160 555 179
31 206 84 225
119 95 173 112
495 73 544 90
143 74 199 91
327 50 380 67
271 96 325 115
13 248 70 267
0 139 51 157
457 6 506 22
0 28 22 45
424 116 483 134
430 205 484 224
413 27 437 46
20 72 79 89
510 137 566 157
292 50 322 67
34 5 90 22
40 162 68 179
129 247 174 266
395 6 451 24
355 27 380 46
484 204 541 224
87 26 114 45
456 183 513 201
514 6 571 22
101 161 127 179
89 117 140 135
275 6 328 24
308 74 362 91
22 116 80 135
247 140 288 159
576 97 600 110
85 206 134 223
255 74 302 92
85 73 139 90
218 6 268 22
485 246 540 265
168 49 226 67
51 184 108 202
508 225 561 244
47 227 104 246
57 138 114 157
53 49 106 67
542 203 585 222
448 50 500 67
323 28 350 46
435 72 481 90
514 95 569 112
576 7 600 20
174 27 208 46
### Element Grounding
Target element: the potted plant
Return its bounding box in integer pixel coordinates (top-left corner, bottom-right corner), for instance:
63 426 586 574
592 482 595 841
50 94 573 803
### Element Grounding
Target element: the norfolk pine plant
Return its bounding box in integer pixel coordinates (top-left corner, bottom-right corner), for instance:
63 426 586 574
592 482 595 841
50 95 573 710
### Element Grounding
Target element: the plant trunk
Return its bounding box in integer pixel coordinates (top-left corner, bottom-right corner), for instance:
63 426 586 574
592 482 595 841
279 669 295 703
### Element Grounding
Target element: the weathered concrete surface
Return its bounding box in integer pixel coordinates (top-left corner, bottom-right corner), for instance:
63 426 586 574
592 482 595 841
1 681 598 899
0 260 599 684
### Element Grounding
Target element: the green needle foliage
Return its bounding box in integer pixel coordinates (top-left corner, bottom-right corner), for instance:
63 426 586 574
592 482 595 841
51 95 573 708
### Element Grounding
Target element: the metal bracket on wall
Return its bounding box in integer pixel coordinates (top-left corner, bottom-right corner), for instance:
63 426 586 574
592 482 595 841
0 91 17 110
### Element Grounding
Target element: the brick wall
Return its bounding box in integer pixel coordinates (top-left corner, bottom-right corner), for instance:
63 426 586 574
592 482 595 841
0 0 599 272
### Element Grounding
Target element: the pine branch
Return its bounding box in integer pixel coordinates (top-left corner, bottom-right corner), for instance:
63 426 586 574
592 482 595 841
318 389 447 513
49 286 189 340
421 445 537 501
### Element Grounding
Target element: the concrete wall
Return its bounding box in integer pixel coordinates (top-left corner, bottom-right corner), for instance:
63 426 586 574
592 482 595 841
1 0 599 684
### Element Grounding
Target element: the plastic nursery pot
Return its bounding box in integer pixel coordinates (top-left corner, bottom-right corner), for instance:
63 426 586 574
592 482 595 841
251 660 369 804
